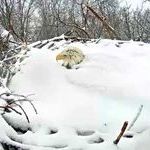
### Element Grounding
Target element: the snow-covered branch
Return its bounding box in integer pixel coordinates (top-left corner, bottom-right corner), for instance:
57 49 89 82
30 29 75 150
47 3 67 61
0 25 29 88
128 105 143 131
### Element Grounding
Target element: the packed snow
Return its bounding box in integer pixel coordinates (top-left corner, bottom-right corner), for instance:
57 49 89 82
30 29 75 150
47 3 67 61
1 38 150 150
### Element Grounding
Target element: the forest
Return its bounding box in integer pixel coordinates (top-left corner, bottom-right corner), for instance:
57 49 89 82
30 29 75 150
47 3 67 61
0 0 150 43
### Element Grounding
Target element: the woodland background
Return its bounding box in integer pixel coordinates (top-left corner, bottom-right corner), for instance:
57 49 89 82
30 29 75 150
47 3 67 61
0 0 150 43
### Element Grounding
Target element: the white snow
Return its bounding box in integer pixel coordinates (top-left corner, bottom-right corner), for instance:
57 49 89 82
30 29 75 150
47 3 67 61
1 39 150 149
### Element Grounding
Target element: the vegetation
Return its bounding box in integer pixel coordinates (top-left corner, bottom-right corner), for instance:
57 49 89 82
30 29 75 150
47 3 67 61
0 0 150 42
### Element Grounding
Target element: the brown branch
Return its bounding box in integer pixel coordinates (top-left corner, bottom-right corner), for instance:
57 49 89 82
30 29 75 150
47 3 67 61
55 14 91 38
64 35 90 42
6 105 22 115
53 35 90 42
32 41 42 48
48 43 55 49
10 99 38 115
0 105 22 115
13 103 30 123
33 36 90 49
37 40 50 49
72 23 91 38
113 121 128 145
85 4 121 40
0 92 38 123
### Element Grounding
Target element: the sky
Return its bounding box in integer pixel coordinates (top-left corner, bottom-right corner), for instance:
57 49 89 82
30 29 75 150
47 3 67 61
120 0 150 9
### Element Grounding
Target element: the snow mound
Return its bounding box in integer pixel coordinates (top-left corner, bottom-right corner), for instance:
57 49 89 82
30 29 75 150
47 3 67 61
2 39 150 149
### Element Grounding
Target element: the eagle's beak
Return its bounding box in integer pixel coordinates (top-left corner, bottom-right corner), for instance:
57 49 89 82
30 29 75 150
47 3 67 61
56 54 65 61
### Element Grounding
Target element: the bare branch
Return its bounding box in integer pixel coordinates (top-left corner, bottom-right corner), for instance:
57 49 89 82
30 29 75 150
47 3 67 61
85 4 121 40
113 121 128 145
128 105 143 131
0 105 22 115
10 99 38 115
13 103 30 123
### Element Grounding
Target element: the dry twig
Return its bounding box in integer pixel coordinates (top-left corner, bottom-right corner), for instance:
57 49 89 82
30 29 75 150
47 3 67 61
10 99 38 115
113 121 128 145
0 105 22 115
0 92 38 123
85 5 121 40
128 105 143 131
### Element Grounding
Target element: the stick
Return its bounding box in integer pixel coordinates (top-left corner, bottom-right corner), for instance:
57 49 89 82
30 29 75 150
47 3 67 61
0 105 22 115
10 99 38 114
113 121 128 145
85 5 121 40
14 103 30 123
127 105 143 131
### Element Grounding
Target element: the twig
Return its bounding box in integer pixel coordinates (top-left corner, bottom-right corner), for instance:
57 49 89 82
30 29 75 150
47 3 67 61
85 4 121 40
32 41 42 48
48 43 55 49
0 105 22 115
10 99 38 114
127 105 143 131
13 103 30 123
37 40 50 49
6 106 22 115
64 36 90 42
2 53 21 62
113 121 128 145
8 40 20 45
0 92 28 99
0 93 38 115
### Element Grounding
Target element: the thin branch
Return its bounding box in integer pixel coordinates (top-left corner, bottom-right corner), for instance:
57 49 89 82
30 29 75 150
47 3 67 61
55 14 91 38
127 105 143 131
13 103 30 123
10 99 38 114
0 105 22 115
32 41 42 48
85 4 121 40
113 121 128 145
0 92 38 123
33 35 90 49
37 40 50 49
2 53 22 62
0 92 27 99
6 105 22 115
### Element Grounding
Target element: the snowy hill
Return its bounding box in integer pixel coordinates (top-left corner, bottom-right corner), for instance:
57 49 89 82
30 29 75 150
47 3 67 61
1 38 150 150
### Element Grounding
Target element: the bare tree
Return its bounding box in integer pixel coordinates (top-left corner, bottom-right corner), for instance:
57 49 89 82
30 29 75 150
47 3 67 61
0 0 36 42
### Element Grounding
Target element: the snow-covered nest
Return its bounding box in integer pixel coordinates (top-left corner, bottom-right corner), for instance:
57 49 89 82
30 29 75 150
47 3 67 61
1 37 150 150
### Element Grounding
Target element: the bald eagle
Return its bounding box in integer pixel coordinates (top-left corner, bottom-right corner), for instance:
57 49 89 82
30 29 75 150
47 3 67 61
56 47 85 69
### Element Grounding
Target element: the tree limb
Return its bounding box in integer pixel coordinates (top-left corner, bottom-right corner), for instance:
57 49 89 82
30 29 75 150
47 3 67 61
85 4 121 40
128 105 143 131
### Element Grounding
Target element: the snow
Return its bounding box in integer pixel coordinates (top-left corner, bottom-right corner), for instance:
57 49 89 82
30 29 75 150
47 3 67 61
1 39 150 149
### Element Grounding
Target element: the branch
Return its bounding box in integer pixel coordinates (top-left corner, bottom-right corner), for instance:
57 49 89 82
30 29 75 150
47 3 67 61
85 4 121 40
0 92 38 123
10 99 38 115
113 121 128 145
55 14 91 38
0 105 22 115
127 105 143 131
13 103 30 123
32 35 90 49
